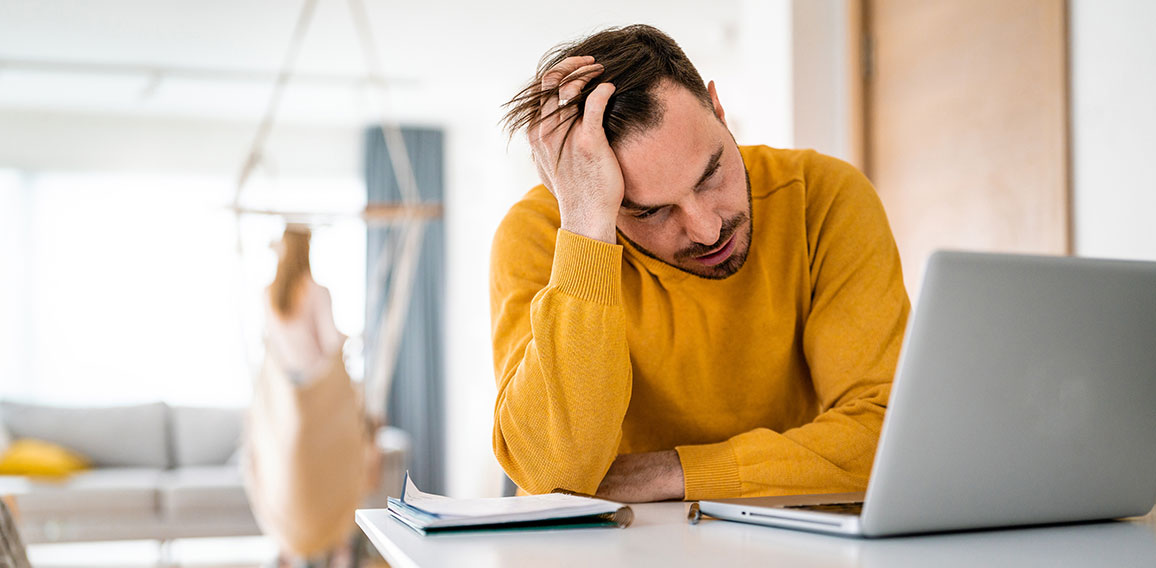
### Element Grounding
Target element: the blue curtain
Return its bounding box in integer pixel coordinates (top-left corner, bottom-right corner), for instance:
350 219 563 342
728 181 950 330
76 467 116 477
364 127 445 493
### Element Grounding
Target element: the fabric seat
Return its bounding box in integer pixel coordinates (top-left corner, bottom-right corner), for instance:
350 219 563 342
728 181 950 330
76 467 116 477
158 465 251 520
0 468 161 518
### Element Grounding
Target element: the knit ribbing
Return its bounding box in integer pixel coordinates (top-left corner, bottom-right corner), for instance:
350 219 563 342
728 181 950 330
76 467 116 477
676 441 742 500
548 229 623 306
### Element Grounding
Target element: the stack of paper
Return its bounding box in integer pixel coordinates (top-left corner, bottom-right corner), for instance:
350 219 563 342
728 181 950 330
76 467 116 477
386 473 634 534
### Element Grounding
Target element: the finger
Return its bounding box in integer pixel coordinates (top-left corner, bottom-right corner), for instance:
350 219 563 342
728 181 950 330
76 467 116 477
540 67 604 144
541 55 596 90
539 57 596 130
557 63 604 106
538 92 562 135
534 159 555 195
527 134 555 184
551 65 604 138
533 58 599 183
581 82 617 133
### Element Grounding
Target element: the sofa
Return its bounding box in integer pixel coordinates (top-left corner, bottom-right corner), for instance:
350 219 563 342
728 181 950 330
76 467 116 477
0 401 408 544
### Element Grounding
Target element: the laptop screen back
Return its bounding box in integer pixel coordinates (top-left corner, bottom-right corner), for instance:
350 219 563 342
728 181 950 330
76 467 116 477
861 251 1156 536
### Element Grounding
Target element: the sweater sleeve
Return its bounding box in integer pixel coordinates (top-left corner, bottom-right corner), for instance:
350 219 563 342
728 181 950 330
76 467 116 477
675 155 911 499
489 202 633 495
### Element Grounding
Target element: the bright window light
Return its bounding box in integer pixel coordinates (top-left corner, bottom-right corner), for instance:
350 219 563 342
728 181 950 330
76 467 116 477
0 170 366 407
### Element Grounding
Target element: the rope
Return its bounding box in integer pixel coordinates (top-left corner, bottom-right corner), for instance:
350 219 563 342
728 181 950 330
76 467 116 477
348 0 429 421
228 0 432 423
230 0 322 380
233 0 320 204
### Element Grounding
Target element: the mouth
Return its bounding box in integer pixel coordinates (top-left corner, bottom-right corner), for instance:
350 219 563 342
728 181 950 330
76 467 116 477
694 233 737 267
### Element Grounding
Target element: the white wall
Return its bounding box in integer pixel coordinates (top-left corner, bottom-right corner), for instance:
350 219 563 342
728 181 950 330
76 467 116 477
42 0 1156 499
1069 0 1156 261
0 111 363 175
0 172 31 393
0 1 795 498
791 0 854 163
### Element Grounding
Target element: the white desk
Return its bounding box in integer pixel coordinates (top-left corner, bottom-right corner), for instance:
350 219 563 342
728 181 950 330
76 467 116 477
357 503 1156 568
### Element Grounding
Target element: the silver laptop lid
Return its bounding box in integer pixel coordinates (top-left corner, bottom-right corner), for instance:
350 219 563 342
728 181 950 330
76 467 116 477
862 251 1156 536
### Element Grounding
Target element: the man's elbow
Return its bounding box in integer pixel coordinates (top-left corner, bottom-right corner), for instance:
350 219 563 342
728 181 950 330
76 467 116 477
492 431 613 495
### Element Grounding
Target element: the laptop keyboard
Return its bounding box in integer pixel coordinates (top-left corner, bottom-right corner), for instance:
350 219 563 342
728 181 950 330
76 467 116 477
783 502 864 515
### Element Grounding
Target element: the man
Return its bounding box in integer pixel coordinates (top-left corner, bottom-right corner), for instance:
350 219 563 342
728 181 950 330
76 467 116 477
490 25 909 503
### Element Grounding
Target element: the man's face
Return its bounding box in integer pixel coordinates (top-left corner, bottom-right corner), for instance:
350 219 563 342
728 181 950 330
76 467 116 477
613 81 752 279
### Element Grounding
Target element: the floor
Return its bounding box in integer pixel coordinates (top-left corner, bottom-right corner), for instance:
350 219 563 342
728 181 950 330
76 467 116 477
26 536 390 568
27 537 276 567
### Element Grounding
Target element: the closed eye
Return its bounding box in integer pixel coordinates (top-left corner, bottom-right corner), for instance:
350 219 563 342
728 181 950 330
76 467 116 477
692 146 725 192
633 207 663 219
699 162 721 189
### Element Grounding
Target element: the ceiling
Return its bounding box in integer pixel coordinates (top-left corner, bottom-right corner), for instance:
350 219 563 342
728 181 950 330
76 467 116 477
0 0 749 126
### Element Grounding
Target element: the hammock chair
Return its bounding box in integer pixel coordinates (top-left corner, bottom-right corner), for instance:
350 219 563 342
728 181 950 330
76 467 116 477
233 0 435 558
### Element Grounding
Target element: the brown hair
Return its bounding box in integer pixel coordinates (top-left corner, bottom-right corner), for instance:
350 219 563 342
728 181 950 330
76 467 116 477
270 225 311 318
501 24 712 149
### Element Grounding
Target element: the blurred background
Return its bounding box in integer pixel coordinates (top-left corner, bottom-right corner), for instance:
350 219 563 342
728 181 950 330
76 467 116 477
0 0 1153 564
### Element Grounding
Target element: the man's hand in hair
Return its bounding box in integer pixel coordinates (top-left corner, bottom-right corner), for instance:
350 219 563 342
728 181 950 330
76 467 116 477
528 55 623 245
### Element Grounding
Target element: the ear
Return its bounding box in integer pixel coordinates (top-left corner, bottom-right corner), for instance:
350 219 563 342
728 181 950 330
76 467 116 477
707 80 727 126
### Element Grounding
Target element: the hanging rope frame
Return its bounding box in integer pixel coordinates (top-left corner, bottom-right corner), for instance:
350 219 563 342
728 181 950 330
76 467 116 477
231 0 435 422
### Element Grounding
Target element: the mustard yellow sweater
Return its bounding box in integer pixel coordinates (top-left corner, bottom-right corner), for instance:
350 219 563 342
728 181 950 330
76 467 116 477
489 146 910 500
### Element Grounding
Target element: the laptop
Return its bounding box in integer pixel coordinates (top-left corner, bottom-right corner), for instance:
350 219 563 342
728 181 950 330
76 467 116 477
698 251 1156 537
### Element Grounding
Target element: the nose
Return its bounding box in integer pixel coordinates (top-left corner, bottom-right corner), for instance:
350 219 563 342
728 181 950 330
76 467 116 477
682 201 722 246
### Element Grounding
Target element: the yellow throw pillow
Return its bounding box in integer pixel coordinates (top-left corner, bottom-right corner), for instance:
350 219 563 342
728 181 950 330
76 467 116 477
0 439 91 478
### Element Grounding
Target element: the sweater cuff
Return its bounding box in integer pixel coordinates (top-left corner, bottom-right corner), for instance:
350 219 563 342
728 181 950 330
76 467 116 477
548 229 623 306
676 440 742 500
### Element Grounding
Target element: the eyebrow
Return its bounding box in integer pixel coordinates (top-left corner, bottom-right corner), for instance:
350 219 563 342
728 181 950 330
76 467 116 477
620 145 725 212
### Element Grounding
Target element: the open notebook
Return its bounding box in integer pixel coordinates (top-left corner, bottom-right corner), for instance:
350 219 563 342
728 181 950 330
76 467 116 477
386 473 634 534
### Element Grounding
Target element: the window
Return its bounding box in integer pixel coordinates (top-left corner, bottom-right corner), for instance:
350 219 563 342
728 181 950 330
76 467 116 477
0 170 366 406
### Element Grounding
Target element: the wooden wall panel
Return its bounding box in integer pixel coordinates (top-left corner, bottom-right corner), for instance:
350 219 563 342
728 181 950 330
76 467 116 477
865 0 1070 298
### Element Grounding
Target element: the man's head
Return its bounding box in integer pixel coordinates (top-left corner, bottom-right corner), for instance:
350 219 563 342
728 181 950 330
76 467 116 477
503 25 752 279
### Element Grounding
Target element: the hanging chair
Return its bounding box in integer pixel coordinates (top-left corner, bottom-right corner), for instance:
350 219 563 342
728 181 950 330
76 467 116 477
233 0 430 559
243 348 374 557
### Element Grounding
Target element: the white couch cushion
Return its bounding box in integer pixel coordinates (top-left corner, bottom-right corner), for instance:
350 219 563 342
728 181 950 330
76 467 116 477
0 401 169 468
0 468 161 517
169 406 244 467
158 465 251 520
0 420 10 455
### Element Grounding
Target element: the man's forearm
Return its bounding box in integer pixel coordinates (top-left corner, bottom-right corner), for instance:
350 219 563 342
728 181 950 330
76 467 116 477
596 450 685 503
491 231 632 495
